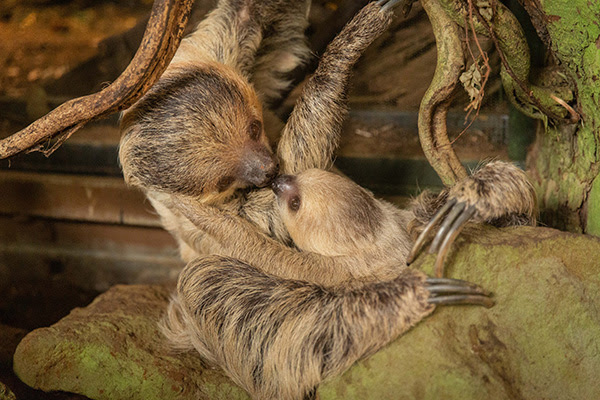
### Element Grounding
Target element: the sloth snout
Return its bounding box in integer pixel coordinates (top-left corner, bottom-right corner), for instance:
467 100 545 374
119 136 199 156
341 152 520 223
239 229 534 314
272 175 297 198
239 145 279 188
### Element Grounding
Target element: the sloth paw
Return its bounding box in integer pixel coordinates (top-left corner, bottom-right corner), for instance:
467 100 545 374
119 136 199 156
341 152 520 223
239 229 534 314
408 161 536 277
426 277 494 308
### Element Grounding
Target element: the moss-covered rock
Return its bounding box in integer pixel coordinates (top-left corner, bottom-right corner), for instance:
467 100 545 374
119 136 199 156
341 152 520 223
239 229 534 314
13 285 249 400
320 226 600 399
13 226 600 399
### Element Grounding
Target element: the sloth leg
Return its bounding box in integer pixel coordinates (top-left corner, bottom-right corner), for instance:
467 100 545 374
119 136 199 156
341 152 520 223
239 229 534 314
166 255 492 400
408 161 536 277
278 1 401 173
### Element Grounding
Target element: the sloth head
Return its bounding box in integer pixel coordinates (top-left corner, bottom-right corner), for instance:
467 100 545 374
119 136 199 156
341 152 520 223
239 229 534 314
119 63 278 201
272 169 383 256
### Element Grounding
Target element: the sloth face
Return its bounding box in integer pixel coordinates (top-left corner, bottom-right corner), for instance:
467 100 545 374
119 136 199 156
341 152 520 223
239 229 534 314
120 64 278 200
272 169 383 256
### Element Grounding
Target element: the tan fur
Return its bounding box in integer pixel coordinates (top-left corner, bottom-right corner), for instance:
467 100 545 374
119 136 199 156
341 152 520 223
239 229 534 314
161 255 433 400
173 169 413 288
409 161 537 235
118 1 537 399
449 161 537 226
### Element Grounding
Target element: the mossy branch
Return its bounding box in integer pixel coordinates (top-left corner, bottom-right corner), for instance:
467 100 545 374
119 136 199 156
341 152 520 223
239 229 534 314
439 0 576 122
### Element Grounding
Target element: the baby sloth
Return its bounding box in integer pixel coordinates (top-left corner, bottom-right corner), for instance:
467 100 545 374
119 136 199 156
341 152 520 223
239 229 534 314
173 168 416 287
272 169 413 283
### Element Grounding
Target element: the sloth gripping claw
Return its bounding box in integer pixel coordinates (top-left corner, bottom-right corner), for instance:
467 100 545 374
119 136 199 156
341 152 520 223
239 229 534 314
407 161 536 278
408 198 478 278
426 277 494 308
376 0 404 12
376 0 417 15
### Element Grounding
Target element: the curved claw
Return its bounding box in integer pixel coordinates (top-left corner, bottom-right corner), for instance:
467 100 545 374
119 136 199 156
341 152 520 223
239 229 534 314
426 284 489 297
428 294 495 308
425 277 494 308
433 205 477 278
428 202 466 254
407 198 457 265
376 0 403 12
408 199 478 278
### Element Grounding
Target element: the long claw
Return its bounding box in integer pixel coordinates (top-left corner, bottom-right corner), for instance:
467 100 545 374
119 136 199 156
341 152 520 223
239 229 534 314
376 0 402 12
407 198 457 265
428 294 495 308
425 277 478 287
428 202 466 254
433 205 477 278
425 277 494 308
427 284 489 296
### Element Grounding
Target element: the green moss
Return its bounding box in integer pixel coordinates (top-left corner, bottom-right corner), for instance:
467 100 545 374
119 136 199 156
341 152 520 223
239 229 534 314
198 382 249 400
587 175 600 236
523 1 600 231
320 227 600 399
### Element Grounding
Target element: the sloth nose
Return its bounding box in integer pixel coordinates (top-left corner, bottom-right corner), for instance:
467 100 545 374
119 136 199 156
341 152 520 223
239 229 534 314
272 174 297 197
239 145 279 188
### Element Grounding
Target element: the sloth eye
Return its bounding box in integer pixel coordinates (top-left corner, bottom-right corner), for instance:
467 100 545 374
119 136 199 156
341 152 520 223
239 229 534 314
289 196 301 212
249 120 262 141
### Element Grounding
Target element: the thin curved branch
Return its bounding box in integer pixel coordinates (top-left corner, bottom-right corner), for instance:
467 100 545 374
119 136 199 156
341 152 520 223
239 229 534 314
0 0 195 160
419 0 469 186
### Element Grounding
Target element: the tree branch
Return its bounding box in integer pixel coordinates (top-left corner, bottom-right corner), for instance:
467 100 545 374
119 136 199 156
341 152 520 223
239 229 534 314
419 0 469 186
0 0 195 160
439 0 576 122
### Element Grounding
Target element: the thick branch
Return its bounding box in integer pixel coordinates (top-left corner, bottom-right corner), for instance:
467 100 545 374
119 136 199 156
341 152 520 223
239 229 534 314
419 0 469 186
0 0 195 160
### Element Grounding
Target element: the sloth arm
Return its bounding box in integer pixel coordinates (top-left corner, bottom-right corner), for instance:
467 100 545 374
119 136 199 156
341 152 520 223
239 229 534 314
174 198 370 286
174 0 266 77
167 254 491 400
277 2 395 174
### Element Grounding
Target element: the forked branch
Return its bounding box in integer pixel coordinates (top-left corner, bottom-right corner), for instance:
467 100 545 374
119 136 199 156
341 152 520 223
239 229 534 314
0 0 195 160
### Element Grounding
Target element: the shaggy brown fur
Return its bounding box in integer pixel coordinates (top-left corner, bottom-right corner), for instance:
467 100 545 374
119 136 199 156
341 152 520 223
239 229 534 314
162 255 433 400
409 161 537 232
119 0 536 399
